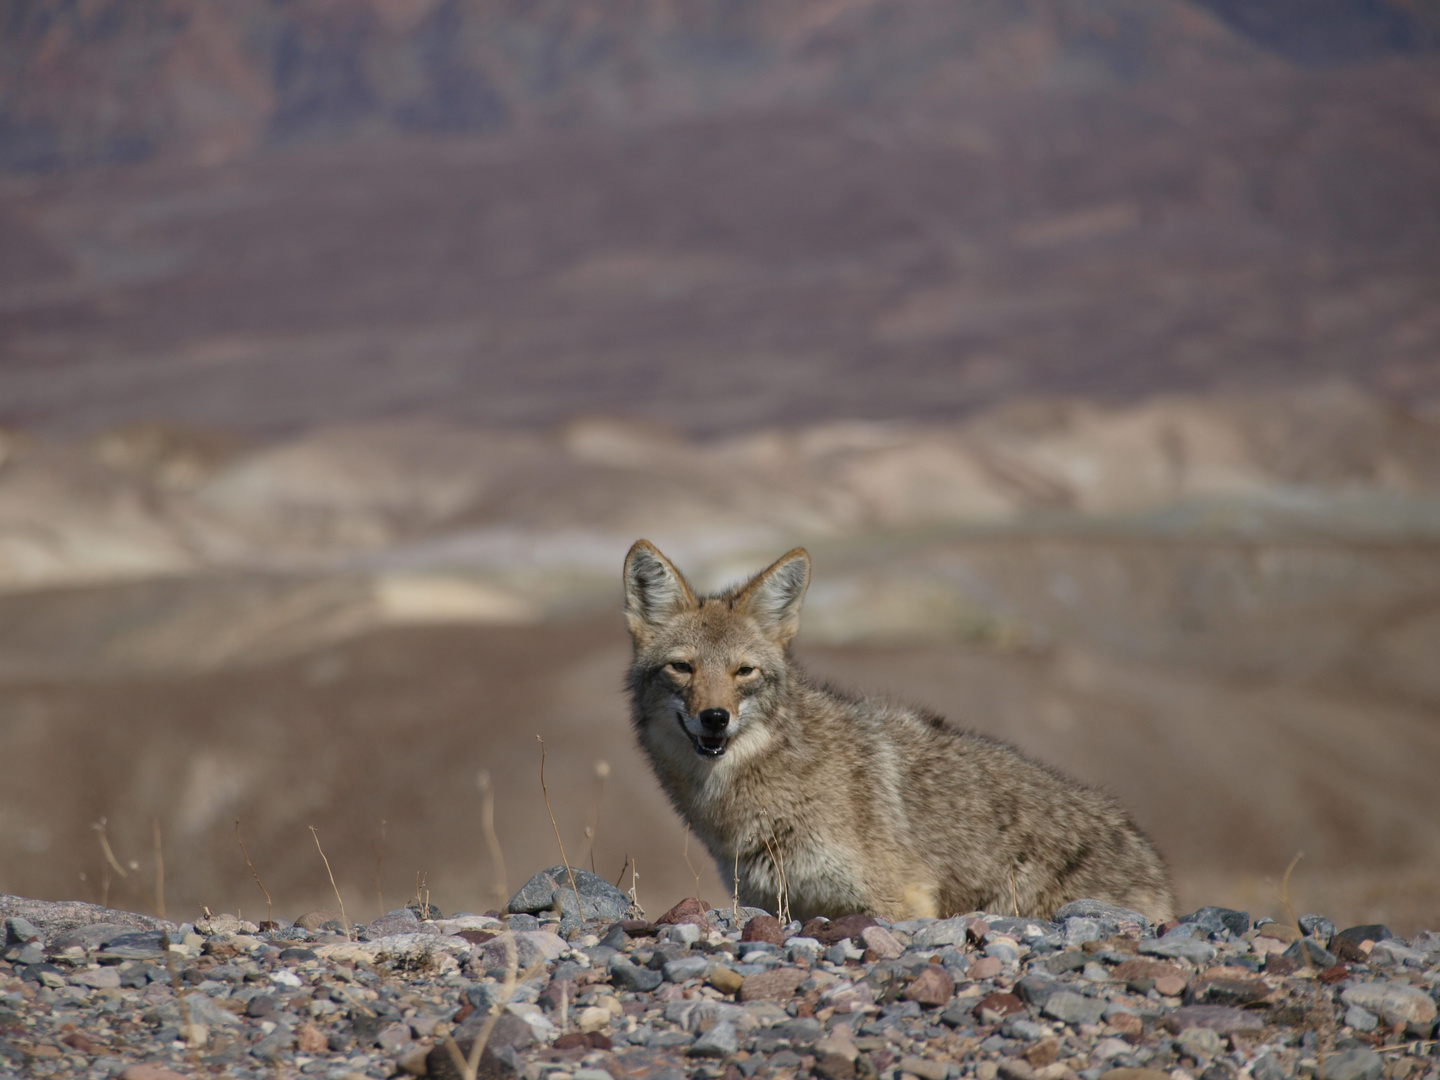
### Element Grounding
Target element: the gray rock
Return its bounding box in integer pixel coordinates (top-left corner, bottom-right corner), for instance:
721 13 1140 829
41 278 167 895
0 895 175 943
1341 981 1438 1032
610 959 663 992
1040 990 1105 1026
983 917 1060 940
184 993 242 1027
364 908 422 939
688 1020 739 1058
1138 937 1217 964
508 867 629 923
911 918 969 950
1003 1018 1052 1042
1163 1005 1264 1035
50 923 137 951
1345 1005 1378 1032
1298 914 1336 943
4 917 40 944
663 955 710 983
1061 918 1102 948
1015 975 1061 1007
1178 907 1250 937
1283 938 1337 969
1251 1054 1287 1080
68 966 121 989
584 945 618 969
1051 900 1150 933
4 942 43 965
647 1030 695 1048
95 930 169 961
1176 1026 1224 1059
251 1028 295 1061
1336 924 1394 947
1319 1047 1383 1080
376 1021 413 1053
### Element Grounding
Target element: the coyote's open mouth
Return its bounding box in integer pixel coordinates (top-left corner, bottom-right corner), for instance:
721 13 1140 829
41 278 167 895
677 712 728 758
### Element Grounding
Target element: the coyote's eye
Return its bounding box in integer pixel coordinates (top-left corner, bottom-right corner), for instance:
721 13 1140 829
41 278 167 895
667 660 693 674
735 665 756 677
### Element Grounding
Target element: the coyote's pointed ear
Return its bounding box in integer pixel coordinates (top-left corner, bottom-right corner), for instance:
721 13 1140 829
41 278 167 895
624 540 696 644
736 547 811 646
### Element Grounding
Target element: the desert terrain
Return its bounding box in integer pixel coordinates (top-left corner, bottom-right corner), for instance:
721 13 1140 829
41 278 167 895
1 1 1439 933
1 390 1438 932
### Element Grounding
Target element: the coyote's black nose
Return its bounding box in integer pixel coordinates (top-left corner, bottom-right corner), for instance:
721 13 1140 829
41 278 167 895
698 708 730 732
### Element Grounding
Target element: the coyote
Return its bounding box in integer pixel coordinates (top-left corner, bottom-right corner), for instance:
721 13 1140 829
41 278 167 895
623 540 1176 924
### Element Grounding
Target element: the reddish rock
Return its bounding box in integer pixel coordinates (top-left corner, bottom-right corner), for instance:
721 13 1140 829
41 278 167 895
902 964 954 1007
739 966 807 1002
456 929 499 945
1108 1013 1144 1038
295 909 344 931
801 913 878 945
119 1069 190 1080
1264 953 1298 976
1332 938 1368 964
741 915 785 946
1318 965 1350 985
1024 1037 1060 1067
553 1032 611 1050
295 1023 327 1054
615 919 658 936
859 925 905 960
61 1032 98 1054
1112 959 1186 984
968 956 1003 980
657 898 713 925
1153 974 1188 997
973 991 1025 1021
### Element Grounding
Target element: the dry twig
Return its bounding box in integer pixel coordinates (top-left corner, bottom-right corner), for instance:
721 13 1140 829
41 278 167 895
537 736 581 917
309 826 351 940
477 771 509 909
235 819 275 926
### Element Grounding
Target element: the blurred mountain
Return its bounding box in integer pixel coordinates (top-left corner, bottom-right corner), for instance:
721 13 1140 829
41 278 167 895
3 1 1440 431
1 0 1277 173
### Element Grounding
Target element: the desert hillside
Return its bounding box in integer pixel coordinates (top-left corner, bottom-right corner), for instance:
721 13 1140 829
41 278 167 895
1 389 1437 932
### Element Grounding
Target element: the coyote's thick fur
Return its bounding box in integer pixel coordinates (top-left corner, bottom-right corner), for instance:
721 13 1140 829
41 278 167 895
623 540 1176 924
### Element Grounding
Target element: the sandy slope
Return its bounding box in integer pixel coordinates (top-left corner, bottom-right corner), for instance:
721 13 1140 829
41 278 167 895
0 391 1437 931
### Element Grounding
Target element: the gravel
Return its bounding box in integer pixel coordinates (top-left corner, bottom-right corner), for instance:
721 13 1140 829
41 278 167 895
3 891 1440 1080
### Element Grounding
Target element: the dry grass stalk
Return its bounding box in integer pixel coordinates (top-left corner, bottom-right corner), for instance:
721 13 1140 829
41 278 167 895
757 817 790 924
437 932 544 1080
682 826 703 899
415 871 431 917
91 817 159 916
373 818 387 919
581 759 610 874
235 818 274 926
536 736 581 917
1009 864 1020 917
732 849 741 923
628 859 644 918
477 771 509 910
309 826 352 941
152 820 165 921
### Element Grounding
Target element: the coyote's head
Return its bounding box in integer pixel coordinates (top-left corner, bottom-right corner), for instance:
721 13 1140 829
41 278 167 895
623 540 810 762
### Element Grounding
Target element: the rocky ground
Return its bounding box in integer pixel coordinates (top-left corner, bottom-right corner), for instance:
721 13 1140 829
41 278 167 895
3 871 1438 1080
